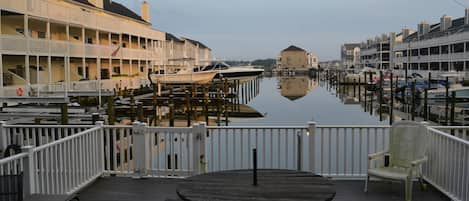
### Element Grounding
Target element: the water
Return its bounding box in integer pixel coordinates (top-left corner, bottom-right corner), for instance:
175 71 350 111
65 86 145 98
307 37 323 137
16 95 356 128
232 76 385 126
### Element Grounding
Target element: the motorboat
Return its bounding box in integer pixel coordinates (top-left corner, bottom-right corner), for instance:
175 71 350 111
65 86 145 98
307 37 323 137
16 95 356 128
201 62 264 80
149 67 217 85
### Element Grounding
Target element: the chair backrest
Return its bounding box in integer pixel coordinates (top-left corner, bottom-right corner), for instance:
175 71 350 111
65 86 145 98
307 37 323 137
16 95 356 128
389 121 428 167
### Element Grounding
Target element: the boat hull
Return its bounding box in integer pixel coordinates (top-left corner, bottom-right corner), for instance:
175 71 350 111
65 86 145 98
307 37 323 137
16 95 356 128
150 71 217 84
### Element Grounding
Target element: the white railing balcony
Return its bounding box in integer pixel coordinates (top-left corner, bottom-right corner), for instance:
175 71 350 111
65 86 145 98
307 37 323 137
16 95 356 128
1 122 468 200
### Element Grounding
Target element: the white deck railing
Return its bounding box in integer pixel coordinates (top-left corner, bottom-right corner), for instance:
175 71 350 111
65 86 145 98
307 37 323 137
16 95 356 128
0 122 468 200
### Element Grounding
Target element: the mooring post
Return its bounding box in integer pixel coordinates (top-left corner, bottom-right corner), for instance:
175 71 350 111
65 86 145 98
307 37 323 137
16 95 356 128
61 103 68 125
185 90 191 127
253 148 258 186
169 92 175 127
411 80 416 121
364 72 367 112
390 73 394 125
445 77 449 125
297 133 302 171
379 71 383 121
358 77 362 102
451 91 456 127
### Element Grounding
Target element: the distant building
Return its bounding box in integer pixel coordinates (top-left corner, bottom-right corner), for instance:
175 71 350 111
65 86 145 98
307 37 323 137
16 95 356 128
341 43 361 69
319 60 341 69
277 45 319 72
359 32 405 70
393 9 469 77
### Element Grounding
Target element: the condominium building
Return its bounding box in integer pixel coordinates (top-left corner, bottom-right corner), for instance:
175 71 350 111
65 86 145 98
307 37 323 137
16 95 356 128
341 43 360 69
393 9 469 77
359 32 405 70
276 45 319 72
0 0 212 97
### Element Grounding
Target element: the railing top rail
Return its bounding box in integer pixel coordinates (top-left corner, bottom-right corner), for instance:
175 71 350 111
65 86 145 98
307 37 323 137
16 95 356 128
207 126 307 129
428 127 469 146
3 124 95 129
0 153 28 166
146 127 194 133
33 127 101 152
431 126 469 129
103 125 132 129
317 125 391 128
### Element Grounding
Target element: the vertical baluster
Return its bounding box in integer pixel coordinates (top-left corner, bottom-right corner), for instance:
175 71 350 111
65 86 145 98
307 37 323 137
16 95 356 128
351 128 355 176
248 129 252 169
343 128 347 175
359 128 363 176
255 129 259 168
119 129 124 172
277 128 281 169
127 128 132 174
210 129 214 172
240 129 244 169
112 129 117 172
320 128 324 174
225 128 229 170
262 129 266 169
233 129 236 169
328 128 332 175
336 128 339 175
270 128 273 169
284 129 288 169
217 128 221 171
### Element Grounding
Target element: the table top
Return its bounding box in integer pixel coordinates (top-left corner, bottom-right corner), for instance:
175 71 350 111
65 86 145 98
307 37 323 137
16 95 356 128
176 169 336 201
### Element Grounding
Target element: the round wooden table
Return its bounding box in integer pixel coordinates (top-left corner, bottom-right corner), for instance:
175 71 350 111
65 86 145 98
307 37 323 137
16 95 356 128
176 169 336 201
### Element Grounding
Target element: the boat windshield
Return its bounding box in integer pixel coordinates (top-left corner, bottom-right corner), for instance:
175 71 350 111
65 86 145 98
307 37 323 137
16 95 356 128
202 62 230 71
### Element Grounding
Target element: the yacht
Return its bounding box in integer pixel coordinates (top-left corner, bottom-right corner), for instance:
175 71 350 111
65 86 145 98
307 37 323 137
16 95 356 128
201 62 264 80
149 67 217 85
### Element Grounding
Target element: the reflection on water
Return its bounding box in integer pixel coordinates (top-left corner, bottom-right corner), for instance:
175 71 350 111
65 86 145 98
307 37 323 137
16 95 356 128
232 76 385 125
279 76 318 101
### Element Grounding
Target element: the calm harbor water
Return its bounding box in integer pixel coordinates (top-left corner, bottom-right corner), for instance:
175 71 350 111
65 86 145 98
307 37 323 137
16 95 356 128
231 76 386 126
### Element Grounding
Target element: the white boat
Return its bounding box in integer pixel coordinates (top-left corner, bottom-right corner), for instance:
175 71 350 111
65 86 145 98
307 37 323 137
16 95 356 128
149 68 217 85
201 62 264 80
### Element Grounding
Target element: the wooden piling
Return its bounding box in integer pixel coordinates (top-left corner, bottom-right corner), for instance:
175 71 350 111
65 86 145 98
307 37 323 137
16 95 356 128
411 80 416 121
450 91 456 126
169 89 175 127
390 72 394 125
445 77 449 125
185 90 191 127
379 71 383 121
61 103 68 125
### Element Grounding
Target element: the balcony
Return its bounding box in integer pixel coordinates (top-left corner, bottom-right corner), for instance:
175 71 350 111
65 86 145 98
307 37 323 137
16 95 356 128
0 122 467 201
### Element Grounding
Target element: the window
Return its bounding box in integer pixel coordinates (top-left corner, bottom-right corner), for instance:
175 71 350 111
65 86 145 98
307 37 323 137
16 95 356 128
430 46 440 55
441 45 449 54
72 35 80 40
466 42 469 52
453 43 464 53
411 49 419 56
402 50 408 57
78 66 83 76
420 63 429 70
113 66 120 74
411 63 419 70
419 48 429 56
454 62 464 71
441 62 449 71
430 62 439 70
140 66 145 73
86 37 93 44
122 43 127 48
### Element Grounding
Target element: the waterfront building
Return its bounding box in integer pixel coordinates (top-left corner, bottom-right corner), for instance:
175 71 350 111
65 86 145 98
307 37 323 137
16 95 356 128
0 0 212 97
276 45 318 72
393 9 469 78
358 32 405 70
341 43 361 69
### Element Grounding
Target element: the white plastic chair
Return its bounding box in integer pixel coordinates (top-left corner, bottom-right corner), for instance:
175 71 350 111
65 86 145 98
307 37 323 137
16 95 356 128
364 121 429 201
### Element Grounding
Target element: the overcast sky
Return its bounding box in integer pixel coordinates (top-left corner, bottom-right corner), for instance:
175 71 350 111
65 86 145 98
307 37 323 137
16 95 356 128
115 0 466 61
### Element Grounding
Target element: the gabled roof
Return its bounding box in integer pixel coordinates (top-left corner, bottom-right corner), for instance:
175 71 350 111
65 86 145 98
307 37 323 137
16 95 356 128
282 45 306 52
182 37 210 49
71 0 146 23
165 33 184 43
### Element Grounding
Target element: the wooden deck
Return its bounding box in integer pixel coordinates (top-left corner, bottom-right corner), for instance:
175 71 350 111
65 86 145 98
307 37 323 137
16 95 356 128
77 177 450 201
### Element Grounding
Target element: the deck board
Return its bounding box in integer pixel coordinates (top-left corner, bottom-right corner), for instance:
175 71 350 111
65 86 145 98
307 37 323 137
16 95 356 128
77 177 450 201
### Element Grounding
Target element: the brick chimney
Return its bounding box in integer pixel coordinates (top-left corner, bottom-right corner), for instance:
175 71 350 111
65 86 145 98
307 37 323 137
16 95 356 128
89 0 103 9
141 1 150 22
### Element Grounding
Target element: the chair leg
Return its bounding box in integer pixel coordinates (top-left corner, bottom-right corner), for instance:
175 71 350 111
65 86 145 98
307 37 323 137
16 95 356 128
364 176 369 193
405 177 413 201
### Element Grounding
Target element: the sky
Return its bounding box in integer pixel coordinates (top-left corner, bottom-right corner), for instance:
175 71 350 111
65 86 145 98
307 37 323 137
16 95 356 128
115 0 467 61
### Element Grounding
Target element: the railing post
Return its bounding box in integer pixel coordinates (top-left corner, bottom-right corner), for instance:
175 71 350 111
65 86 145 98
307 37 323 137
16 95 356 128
22 145 35 198
0 121 6 155
308 121 316 173
95 121 105 174
132 121 147 178
192 123 206 175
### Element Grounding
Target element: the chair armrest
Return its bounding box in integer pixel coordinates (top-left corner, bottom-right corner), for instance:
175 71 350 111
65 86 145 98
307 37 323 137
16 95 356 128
368 151 388 161
411 156 428 167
